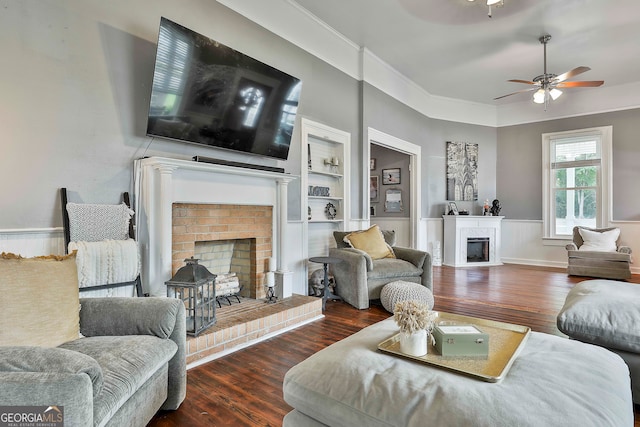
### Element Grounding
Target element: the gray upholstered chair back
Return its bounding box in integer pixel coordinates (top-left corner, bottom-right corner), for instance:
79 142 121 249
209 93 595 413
333 229 396 248
572 226 620 249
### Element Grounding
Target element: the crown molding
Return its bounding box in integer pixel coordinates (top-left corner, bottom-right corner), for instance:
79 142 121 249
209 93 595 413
217 0 640 128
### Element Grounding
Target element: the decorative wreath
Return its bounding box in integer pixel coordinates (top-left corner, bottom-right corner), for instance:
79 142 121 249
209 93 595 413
325 202 337 220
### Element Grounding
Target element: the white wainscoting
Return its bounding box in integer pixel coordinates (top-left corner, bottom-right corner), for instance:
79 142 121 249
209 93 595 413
4 219 640 275
0 228 65 257
424 218 640 274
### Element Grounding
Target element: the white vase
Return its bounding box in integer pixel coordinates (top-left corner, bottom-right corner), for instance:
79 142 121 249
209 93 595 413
399 329 428 357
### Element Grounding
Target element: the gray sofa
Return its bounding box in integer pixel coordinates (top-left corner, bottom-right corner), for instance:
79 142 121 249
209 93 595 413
0 297 186 427
329 230 432 309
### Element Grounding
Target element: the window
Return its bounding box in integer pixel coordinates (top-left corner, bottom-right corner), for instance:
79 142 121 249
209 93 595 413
542 126 612 240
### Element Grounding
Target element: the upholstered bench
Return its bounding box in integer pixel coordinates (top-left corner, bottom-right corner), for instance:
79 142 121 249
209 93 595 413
379 280 434 313
557 279 640 403
283 317 632 427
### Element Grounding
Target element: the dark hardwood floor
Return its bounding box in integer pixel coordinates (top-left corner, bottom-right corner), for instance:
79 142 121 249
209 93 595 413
150 264 640 426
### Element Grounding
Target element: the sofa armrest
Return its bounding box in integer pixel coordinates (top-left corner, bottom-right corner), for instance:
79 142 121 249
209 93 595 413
80 297 181 338
393 247 433 291
0 372 93 425
0 347 96 426
0 346 103 396
393 247 426 268
618 246 632 255
566 243 578 251
328 248 370 309
79 297 187 410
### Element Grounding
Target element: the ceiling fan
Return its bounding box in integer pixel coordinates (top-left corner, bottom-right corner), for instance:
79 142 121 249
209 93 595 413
494 35 604 108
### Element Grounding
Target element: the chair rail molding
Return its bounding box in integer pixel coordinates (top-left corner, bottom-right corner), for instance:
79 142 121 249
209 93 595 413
0 227 65 257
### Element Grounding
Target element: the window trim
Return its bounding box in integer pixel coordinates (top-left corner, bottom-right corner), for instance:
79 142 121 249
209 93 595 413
542 125 612 240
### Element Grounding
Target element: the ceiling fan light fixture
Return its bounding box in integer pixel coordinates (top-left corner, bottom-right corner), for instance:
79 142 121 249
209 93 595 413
549 88 563 100
533 89 546 104
486 0 501 5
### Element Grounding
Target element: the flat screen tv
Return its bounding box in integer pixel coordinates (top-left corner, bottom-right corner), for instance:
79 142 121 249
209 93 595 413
146 17 302 160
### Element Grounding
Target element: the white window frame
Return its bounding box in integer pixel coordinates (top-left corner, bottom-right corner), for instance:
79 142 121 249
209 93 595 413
542 126 612 242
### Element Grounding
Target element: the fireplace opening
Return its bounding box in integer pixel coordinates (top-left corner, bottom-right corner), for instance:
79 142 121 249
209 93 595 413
467 237 490 262
172 203 272 300
195 239 254 299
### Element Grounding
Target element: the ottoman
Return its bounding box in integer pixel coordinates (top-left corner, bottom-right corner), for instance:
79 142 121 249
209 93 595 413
380 281 434 313
557 279 640 403
283 317 632 427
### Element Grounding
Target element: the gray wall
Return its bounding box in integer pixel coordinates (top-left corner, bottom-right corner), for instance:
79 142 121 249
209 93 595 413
497 108 640 220
362 83 498 218
0 0 360 228
7 1 635 231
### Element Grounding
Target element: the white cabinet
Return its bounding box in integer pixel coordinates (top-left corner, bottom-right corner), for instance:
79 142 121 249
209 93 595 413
300 118 351 259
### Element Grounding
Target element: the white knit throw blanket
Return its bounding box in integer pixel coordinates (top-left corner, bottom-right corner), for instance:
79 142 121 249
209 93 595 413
69 240 140 288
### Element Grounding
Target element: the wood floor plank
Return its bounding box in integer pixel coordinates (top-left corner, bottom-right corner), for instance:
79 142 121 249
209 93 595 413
150 265 640 426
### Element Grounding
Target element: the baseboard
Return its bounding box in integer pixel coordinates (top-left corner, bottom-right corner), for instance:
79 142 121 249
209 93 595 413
501 258 567 269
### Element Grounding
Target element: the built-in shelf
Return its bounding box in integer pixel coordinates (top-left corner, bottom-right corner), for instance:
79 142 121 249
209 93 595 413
301 118 351 264
309 170 343 178
308 196 343 201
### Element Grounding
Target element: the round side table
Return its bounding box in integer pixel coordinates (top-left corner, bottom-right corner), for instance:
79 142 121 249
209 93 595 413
309 256 342 310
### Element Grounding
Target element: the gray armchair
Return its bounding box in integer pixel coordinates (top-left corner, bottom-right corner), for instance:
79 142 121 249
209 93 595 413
329 230 432 309
566 226 632 280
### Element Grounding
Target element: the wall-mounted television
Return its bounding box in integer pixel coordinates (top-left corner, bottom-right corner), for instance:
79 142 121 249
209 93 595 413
146 17 302 161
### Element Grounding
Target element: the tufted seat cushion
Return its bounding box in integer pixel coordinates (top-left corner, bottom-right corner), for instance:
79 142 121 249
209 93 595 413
380 280 434 313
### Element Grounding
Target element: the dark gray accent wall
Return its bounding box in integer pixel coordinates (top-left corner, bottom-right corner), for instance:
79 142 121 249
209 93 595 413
497 108 640 221
370 145 410 218
362 83 498 218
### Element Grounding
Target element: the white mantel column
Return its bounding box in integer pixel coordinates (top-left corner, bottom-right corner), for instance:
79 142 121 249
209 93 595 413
276 178 293 298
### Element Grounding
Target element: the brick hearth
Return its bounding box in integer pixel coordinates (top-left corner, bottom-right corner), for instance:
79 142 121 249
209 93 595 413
186 295 322 367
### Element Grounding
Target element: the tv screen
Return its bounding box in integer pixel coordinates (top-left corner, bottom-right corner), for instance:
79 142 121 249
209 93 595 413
146 18 302 160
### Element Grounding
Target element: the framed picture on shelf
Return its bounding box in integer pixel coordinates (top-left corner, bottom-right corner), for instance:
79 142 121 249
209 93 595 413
382 168 401 185
370 158 376 170
448 201 459 215
370 176 379 201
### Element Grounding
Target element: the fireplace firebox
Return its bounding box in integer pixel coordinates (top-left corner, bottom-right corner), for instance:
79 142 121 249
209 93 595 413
467 237 490 262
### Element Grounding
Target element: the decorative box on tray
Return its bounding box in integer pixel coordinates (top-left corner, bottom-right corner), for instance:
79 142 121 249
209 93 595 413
433 324 489 357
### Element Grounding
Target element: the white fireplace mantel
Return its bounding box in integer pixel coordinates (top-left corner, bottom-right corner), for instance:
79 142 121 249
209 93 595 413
134 156 297 297
443 215 504 267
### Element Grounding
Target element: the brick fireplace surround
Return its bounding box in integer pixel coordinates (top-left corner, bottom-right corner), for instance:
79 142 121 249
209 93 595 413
172 203 273 299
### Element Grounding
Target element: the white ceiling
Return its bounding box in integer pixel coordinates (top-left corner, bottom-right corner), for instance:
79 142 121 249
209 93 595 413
217 0 640 125
290 0 640 105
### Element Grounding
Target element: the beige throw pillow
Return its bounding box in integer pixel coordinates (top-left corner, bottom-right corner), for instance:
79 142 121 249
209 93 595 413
343 225 395 260
0 252 80 347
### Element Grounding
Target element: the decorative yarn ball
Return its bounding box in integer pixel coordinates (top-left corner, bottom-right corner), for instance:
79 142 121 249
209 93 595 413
380 281 434 313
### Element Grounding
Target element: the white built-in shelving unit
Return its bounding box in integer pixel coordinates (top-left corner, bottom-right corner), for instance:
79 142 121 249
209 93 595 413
300 118 351 265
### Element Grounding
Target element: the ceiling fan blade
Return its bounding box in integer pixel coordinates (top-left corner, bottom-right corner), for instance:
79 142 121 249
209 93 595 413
556 80 604 88
555 66 591 83
494 87 537 100
508 79 536 85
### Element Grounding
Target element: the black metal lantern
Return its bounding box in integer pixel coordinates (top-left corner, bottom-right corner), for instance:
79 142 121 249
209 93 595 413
165 257 216 336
